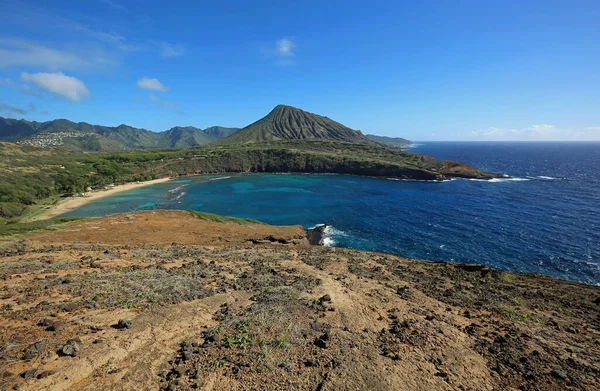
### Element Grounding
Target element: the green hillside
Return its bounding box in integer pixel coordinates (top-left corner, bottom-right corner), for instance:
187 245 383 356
0 138 499 220
0 117 238 151
366 134 412 148
218 105 374 144
202 126 240 140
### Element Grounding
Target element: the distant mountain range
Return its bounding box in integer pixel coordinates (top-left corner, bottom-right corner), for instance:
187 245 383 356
0 117 239 151
365 134 411 148
0 105 410 151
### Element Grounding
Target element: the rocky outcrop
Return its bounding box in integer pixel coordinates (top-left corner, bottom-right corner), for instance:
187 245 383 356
306 224 328 246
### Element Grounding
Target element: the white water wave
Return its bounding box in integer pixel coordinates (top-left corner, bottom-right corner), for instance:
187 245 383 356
322 225 348 247
488 177 531 182
403 143 423 149
208 176 232 181
525 176 565 181
168 184 188 193
386 177 451 183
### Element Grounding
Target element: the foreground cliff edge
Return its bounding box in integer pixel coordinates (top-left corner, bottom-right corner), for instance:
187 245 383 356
1 210 598 391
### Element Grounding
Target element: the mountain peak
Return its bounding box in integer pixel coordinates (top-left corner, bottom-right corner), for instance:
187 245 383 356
219 105 372 145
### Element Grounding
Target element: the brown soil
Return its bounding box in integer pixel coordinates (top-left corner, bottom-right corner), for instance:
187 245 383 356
0 211 598 391
29 210 307 246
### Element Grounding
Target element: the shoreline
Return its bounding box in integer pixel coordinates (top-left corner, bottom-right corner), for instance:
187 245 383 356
26 177 172 222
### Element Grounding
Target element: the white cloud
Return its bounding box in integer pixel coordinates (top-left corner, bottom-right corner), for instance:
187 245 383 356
0 78 12 86
523 124 558 136
585 126 600 132
159 42 186 58
137 78 168 91
473 124 559 138
21 72 90 102
276 38 295 56
0 38 114 71
270 38 296 66
149 94 177 108
472 127 520 137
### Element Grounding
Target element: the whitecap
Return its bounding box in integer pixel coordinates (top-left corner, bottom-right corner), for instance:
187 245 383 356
168 184 188 193
208 176 232 181
322 225 348 247
487 177 530 183
174 191 186 201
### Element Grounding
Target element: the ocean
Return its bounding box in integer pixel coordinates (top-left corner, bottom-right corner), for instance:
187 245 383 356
61 142 600 285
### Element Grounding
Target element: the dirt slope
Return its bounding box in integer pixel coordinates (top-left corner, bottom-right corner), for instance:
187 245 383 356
0 211 598 391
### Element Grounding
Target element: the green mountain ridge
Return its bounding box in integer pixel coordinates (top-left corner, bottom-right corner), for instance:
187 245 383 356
217 105 375 145
1 105 411 151
366 134 412 148
0 116 240 151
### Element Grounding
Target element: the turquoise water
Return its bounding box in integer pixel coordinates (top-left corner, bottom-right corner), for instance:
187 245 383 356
61 142 600 285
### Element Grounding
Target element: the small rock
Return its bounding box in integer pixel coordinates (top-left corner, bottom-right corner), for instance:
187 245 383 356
47 321 65 332
116 319 133 329
318 294 332 304
60 302 79 312
550 369 567 380
304 359 316 367
92 339 105 344
60 339 81 357
173 366 186 378
37 318 54 328
314 332 330 349
20 368 38 379
396 286 409 295
23 342 43 360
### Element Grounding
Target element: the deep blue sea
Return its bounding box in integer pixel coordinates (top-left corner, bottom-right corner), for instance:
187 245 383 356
61 142 600 285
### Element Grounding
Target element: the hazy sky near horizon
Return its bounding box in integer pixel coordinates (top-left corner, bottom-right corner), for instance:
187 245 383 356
0 0 599 141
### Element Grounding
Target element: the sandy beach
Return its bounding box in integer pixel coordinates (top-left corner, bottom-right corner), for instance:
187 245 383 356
27 177 172 222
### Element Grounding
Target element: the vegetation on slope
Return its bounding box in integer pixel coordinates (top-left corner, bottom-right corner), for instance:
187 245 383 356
366 134 412 148
0 140 497 220
218 105 374 144
0 116 239 151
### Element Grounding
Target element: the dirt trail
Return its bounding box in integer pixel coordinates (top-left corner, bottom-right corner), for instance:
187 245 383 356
283 254 495 391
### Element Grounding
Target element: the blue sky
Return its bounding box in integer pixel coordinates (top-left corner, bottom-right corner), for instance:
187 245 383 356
0 0 599 141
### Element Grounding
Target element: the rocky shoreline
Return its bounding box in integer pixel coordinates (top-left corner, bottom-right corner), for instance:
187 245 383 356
306 224 328 246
